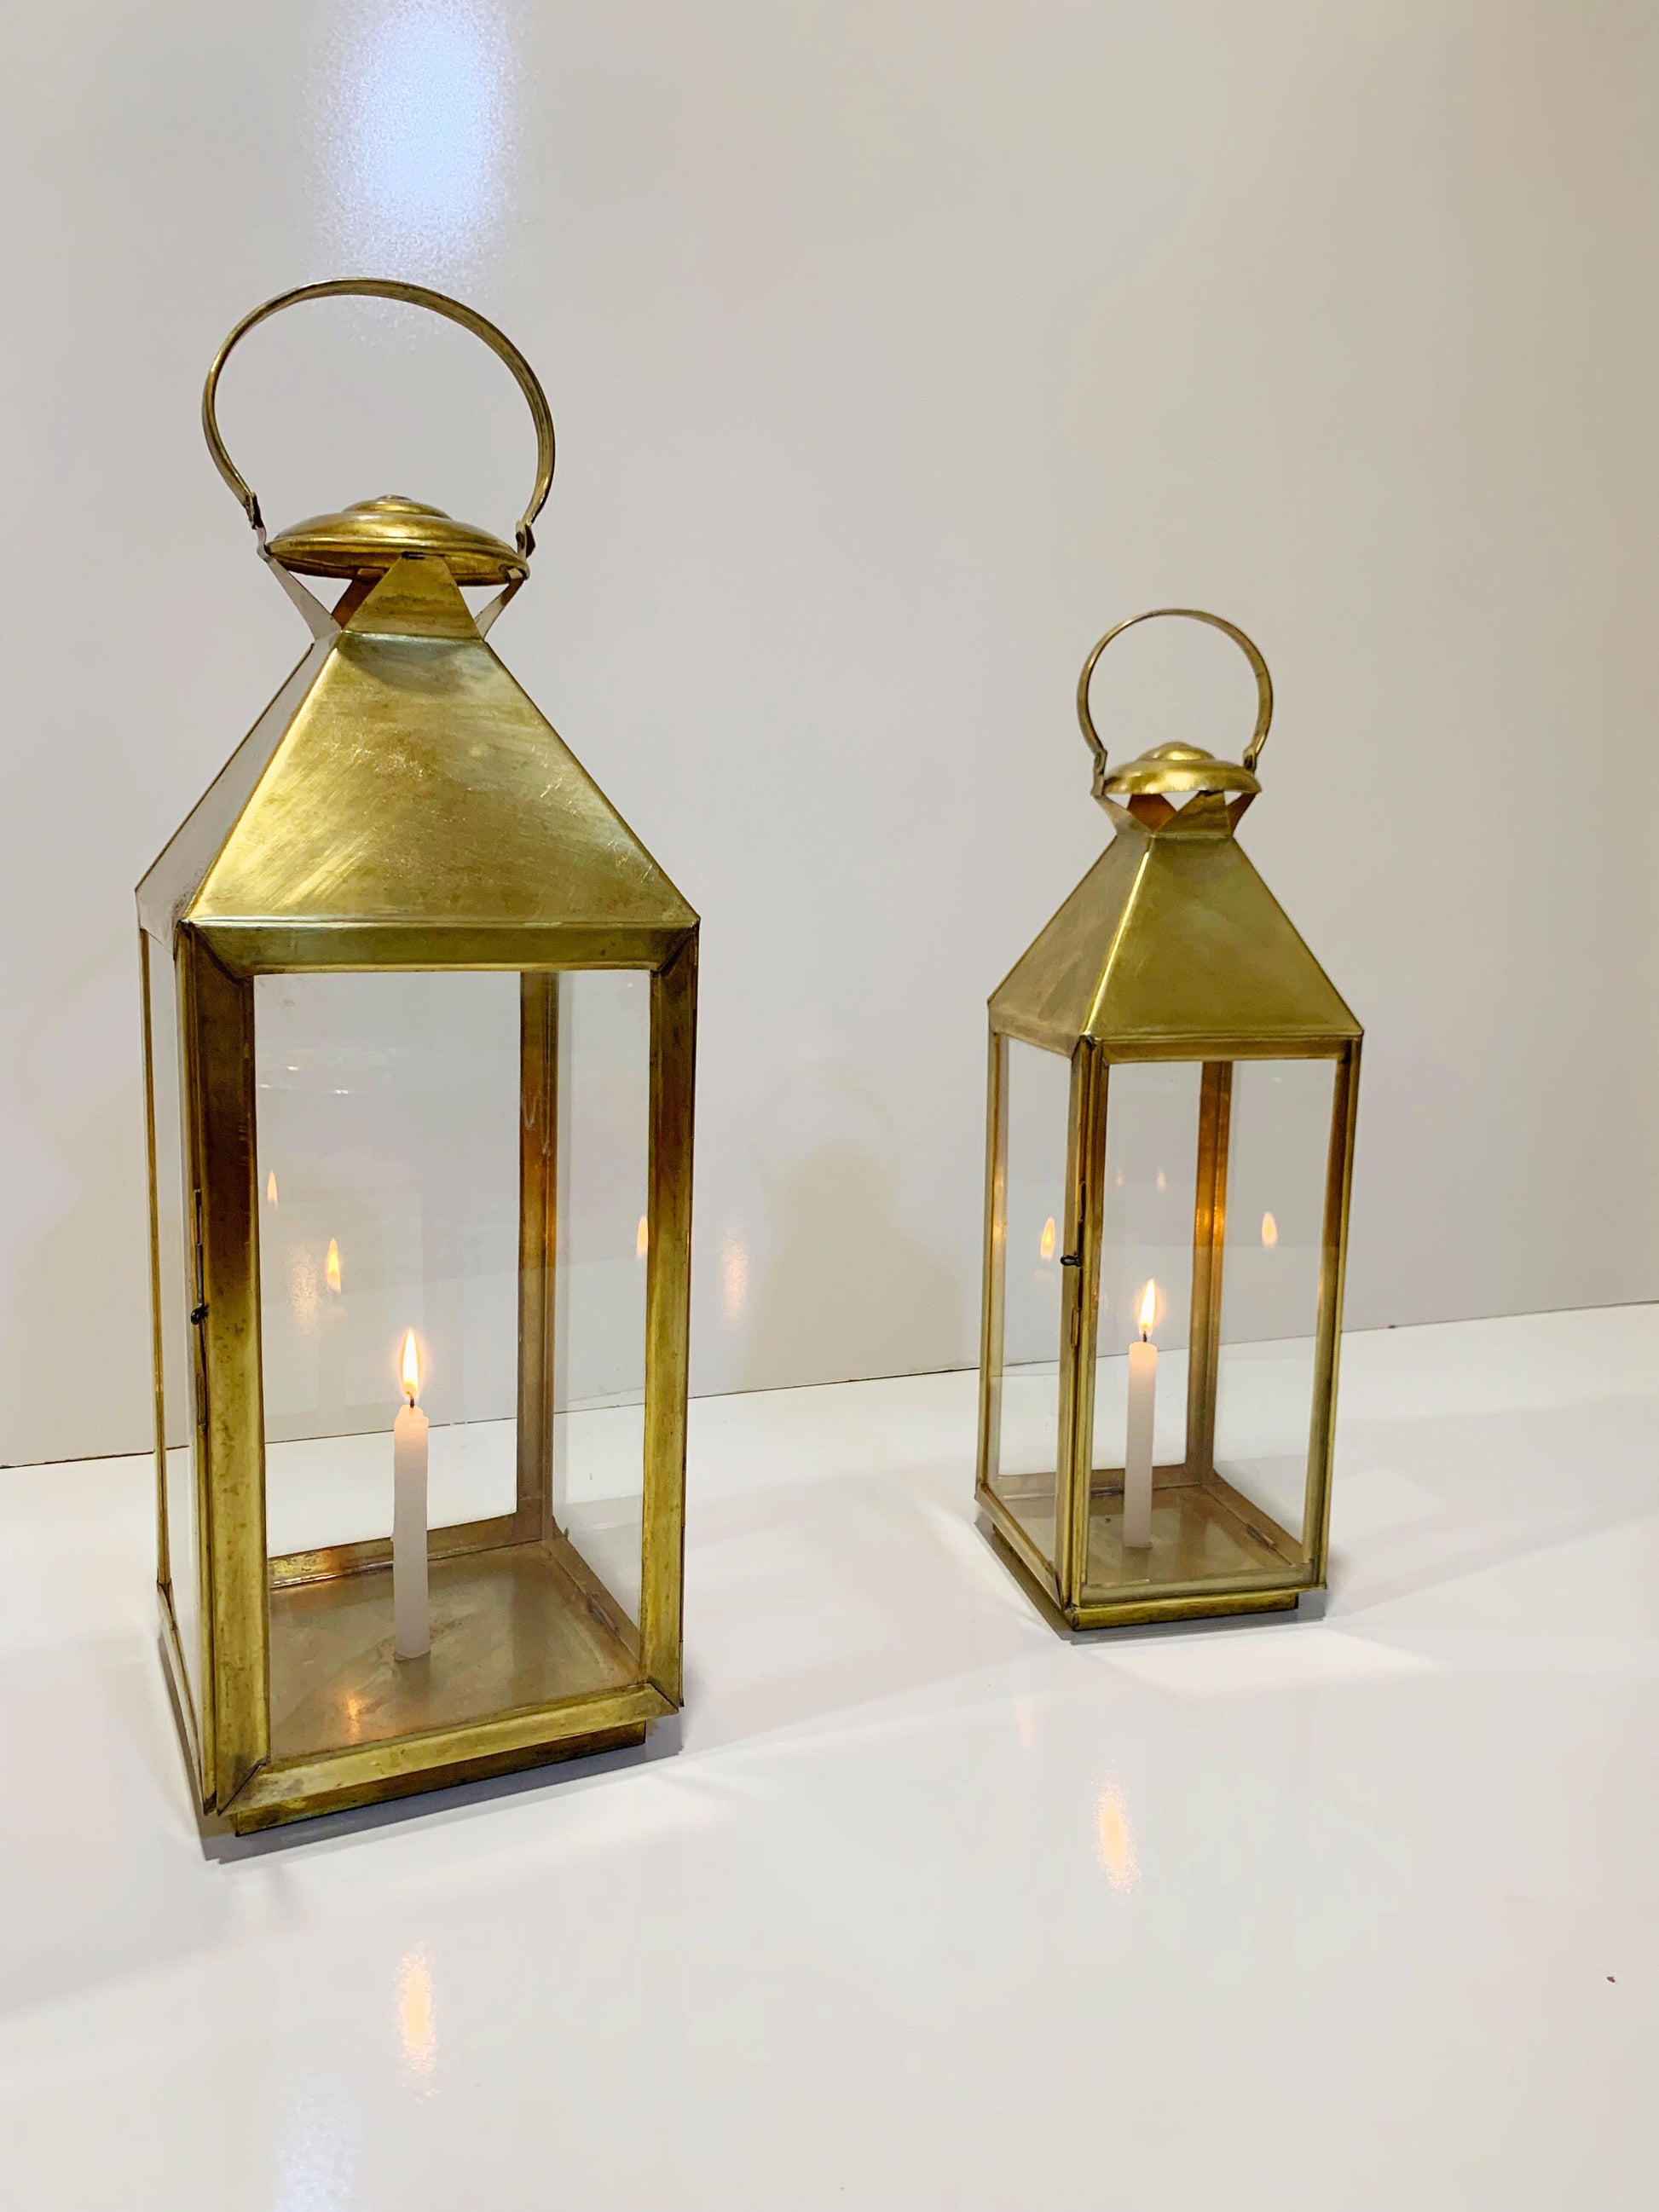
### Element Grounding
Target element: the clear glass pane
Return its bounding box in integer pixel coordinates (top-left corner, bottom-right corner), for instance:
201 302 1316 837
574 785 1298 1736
991 1037 1072 1559
552 969 650 1628
145 933 200 1727
1090 1061 1200 1474
256 972 522 1545
1213 1060 1335 1551
254 970 648 1760
1083 1056 1335 1602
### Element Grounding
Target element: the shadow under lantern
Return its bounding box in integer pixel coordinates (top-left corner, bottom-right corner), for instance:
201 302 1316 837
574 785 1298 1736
137 281 697 1830
976 609 1361 1631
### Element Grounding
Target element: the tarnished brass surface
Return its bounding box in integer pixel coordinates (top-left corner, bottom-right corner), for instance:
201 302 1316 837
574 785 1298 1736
516 975 560 1544
142 286 698 1828
187 558 696 944
1183 1062 1232 1477
268 1537 639 1761
640 935 697 1707
988 817 1360 1060
984 1519 1299 1634
268 495 526 586
228 1688 668 1834
974 1031 1009 1515
180 929 269 1809
268 1511 522 1592
977 610 1361 1635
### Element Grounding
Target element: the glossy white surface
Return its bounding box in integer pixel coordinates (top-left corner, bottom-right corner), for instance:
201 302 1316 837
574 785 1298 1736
5 3 1659 1466
1 1305 1655 2208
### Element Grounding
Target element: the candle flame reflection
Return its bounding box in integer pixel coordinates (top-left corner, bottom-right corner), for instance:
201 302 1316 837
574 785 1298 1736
400 1328 421 1403
1039 1216 1055 1261
325 1238 342 1295
1095 1782 1139 1891
396 1948 436 2082
1262 1210 1279 1248
1137 1279 1158 1337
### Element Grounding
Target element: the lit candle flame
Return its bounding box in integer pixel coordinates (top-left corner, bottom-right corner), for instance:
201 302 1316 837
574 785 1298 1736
400 1327 420 1404
1262 1210 1278 1248
1039 1216 1055 1262
1137 1279 1158 1338
636 1214 649 1261
266 1170 279 1206
325 1238 341 1294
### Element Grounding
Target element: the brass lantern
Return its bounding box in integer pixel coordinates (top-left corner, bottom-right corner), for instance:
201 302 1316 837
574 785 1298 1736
138 281 697 1830
976 609 1361 1631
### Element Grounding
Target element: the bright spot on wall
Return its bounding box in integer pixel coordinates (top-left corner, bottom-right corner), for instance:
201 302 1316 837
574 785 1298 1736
315 2 520 280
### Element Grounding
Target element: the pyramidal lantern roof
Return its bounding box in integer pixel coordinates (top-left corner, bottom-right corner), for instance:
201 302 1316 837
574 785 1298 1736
139 537 697 974
991 619 1359 1059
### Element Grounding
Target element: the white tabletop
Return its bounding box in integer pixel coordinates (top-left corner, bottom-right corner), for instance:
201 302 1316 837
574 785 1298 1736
1 1304 1654 2209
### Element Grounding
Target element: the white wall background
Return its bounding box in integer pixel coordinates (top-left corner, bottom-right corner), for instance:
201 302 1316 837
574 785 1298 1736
3 0 1656 1466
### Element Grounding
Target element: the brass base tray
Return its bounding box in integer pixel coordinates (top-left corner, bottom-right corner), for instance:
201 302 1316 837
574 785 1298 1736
981 1472 1314 1632
269 1535 641 1762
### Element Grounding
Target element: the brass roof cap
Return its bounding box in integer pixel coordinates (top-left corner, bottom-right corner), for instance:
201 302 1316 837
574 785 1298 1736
266 494 527 586
1101 741 1262 800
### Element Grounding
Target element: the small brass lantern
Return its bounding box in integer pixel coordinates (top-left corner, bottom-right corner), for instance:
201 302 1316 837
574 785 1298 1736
976 609 1361 1630
139 282 697 1829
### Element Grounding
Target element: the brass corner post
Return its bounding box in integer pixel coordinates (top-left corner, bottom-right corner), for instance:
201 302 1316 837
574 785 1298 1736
516 973 560 1543
1184 1061 1234 1479
1055 1043 1107 1614
639 931 697 1707
976 1028 1009 1506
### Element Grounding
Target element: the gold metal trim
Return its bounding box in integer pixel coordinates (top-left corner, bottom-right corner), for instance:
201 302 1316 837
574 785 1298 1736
639 933 697 1705
975 1030 1008 1504
1305 1038 1361 1577
181 927 269 1806
1076 607 1274 790
224 1682 673 1833
516 973 559 1543
201 278 556 560
1183 1060 1232 1478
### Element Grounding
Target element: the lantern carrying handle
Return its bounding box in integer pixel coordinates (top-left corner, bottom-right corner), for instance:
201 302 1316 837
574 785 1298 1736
200 278 557 561
1076 608 1275 783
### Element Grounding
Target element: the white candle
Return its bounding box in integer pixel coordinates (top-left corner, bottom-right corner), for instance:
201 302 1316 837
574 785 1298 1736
393 1328 430 1660
1123 1280 1158 1551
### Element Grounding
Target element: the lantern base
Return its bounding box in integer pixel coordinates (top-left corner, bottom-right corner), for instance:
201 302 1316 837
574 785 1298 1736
163 1533 677 1834
266 1533 641 1764
979 1477 1315 1632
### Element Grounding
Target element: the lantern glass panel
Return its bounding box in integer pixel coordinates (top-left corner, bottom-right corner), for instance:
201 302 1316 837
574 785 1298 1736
991 1036 1072 1551
144 931 201 1721
254 967 648 1763
1089 1061 1200 1475
1211 1059 1336 1552
1083 1054 1338 1601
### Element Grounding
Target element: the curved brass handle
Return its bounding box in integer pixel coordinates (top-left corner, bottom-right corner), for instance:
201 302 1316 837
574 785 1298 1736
1076 608 1274 781
201 277 557 559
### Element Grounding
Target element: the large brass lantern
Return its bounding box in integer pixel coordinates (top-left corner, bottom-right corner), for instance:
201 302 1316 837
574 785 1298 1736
976 609 1361 1631
138 281 697 1830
